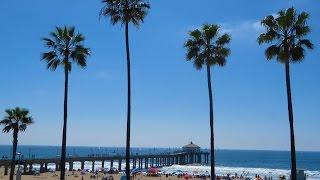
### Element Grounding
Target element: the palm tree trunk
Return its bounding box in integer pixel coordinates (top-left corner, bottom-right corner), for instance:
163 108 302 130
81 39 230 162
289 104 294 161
60 67 69 180
285 62 297 180
9 128 18 180
125 21 131 180
206 64 215 180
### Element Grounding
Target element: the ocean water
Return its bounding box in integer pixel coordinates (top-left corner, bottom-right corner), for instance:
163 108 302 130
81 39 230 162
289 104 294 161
0 146 319 179
0 145 177 159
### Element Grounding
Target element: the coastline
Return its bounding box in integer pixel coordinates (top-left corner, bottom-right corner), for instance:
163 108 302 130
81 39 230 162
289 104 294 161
1 146 320 179
1 164 320 180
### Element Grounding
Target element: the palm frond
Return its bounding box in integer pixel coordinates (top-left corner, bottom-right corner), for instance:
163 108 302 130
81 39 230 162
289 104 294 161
41 26 90 72
48 59 61 71
42 38 56 48
189 29 202 40
296 12 309 26
184 24 231 70
193 52 206 70
70 45 91 69
285 7 296 28
41 51 57 61
214 56 226 67
19 124 27 131
291 46 305 62
1 107 33 133
71 33 85 45
2 126 12 133
294 26 310 38
0 119 11 125
217 34 231 46
216 47 231 58
100 0 150 27
258 7 313 63
186 47 200 61
55 26 64 40
68 26 76 38
276 8 296 29
298 39 314 49
5 109 13 117
277 48 289 63
21 117 33 125
49 31 61 43
257 29 279 44
261 15 276 28
265 45 280 60
62 26 69 40
202 24 219 40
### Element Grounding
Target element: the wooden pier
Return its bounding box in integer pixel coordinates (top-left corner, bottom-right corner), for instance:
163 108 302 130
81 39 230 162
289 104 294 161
0 151 209 175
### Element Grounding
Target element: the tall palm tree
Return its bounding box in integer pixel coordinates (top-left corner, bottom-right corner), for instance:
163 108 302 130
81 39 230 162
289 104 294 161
100 0 150 178
0 107 33 180
41 26 90 180
184 24 231 179
258 7 313 179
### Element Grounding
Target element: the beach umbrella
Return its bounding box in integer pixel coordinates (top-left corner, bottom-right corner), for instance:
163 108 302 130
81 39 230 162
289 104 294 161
131 168 141 174
147 167 159 175
183 173 193 179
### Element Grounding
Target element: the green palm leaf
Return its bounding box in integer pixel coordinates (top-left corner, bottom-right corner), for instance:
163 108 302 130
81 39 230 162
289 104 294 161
41 26 91 72
257 7 314 63
184 24 231 69
100 0 150 26
1 107 33 133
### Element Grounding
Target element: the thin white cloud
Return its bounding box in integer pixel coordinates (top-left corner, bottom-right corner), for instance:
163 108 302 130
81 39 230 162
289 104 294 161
221 20 264 36
184 20 264 40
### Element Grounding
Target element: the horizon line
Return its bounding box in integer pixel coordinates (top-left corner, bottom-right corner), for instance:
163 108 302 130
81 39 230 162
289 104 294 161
0 144 319 153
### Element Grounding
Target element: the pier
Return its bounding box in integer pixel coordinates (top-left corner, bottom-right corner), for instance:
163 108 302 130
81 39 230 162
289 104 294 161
0 151 209 175
0 142 209 175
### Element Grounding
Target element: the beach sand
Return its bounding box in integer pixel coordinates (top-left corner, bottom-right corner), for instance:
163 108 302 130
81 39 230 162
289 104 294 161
0 168 209 180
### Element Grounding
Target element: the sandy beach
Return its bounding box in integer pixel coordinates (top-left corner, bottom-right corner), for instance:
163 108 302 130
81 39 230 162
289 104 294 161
0 173 207 180
0 173 163 180
0 168 211 180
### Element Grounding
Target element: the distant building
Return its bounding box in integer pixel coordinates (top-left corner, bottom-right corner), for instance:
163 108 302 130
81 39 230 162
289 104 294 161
182 142 200 153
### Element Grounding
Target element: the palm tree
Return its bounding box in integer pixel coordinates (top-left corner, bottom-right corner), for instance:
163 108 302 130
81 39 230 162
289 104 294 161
0 107 33 180
257 7 314 179
41 26 90 180
100 1 150 178
184 24 231 179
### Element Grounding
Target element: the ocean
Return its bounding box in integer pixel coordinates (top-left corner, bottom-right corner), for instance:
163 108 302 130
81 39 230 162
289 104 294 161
0 145 319 179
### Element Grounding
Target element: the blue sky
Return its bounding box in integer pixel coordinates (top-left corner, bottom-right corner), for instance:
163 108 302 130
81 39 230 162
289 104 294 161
0 0 319 151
